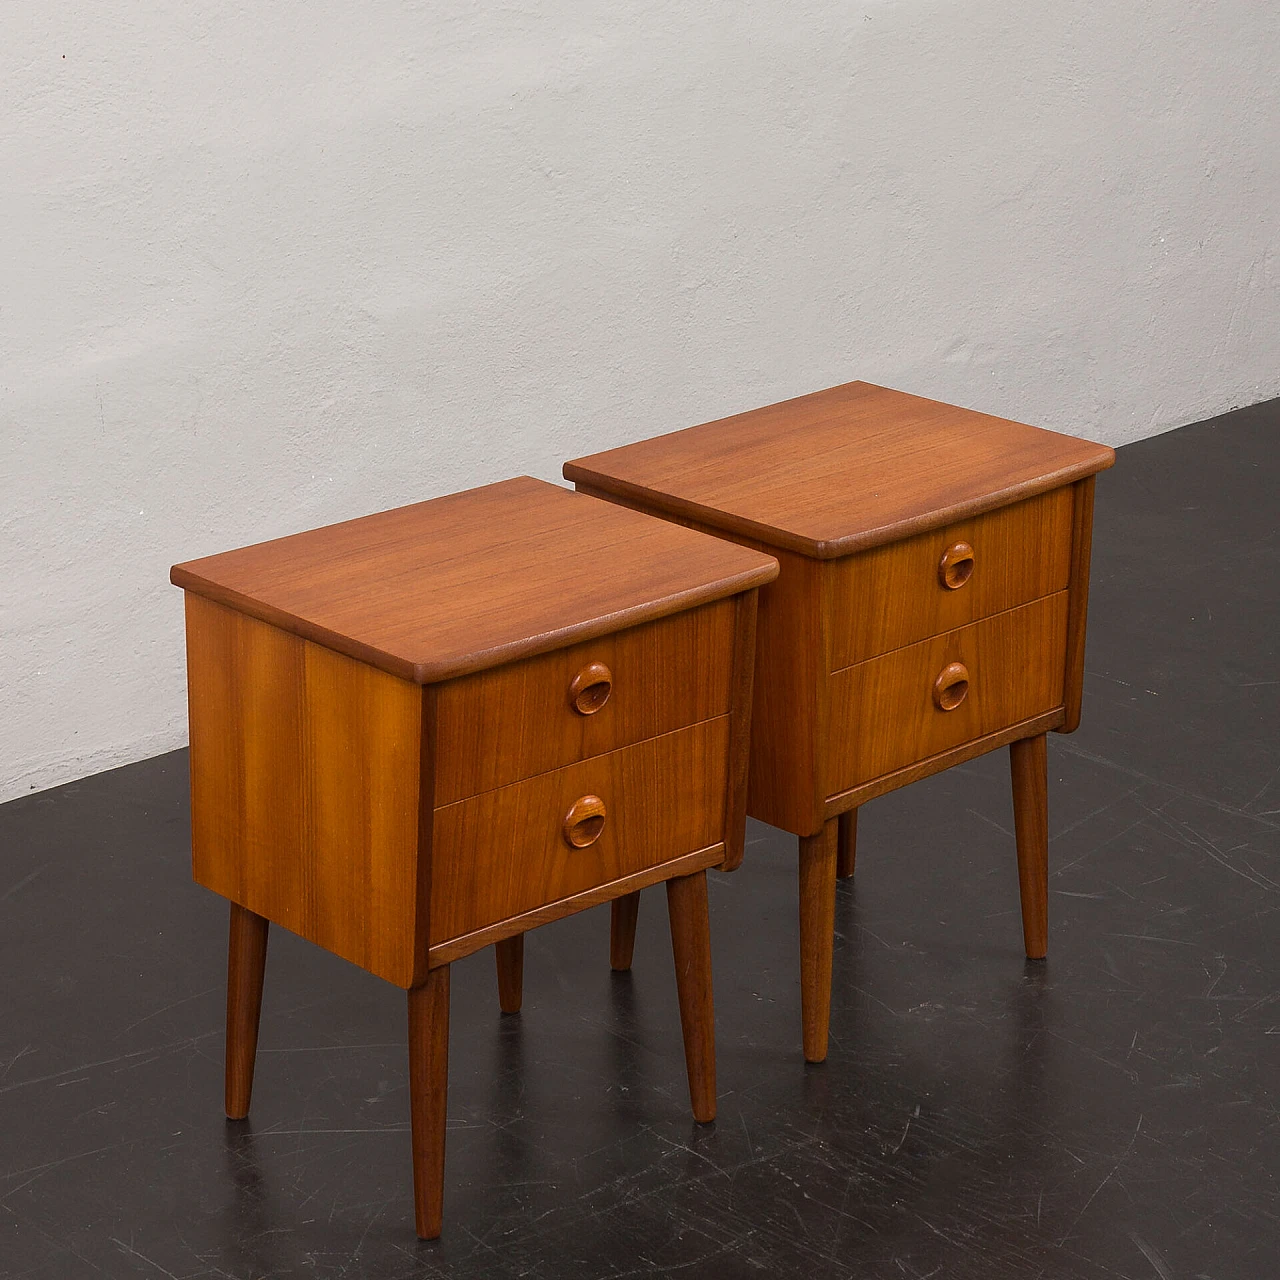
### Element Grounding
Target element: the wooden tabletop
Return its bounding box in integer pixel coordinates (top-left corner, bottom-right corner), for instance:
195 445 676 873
564 382 1115 559
171 477 778 683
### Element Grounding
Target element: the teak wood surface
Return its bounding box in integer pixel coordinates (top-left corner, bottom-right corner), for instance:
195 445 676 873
826 485 1073 670
186 594 426 987
494 935 524 1015
430 718 728 941
434 598 735 804
1010 734 1051 960
564 381 1114 558
825 592 1068 792
177 477 772 1237
172 476 776 683
567 380 1113 1064
224 903 269 1120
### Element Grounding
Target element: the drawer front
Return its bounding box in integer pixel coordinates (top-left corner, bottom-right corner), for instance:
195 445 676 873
433 598 734 805
827 592 1068 793
430 717 728 943
826 487 1073 671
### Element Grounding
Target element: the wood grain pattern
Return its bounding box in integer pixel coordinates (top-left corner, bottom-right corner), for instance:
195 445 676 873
185 594 426 987
798 819 837 1063
1010 734 1050 960
826 486 1074 669
180 478 772 1231
494 935 523 1014
719 588 759 870
429 719 728 944
571 482 827 837
224 903 269 1120
428 845 722 966
568 384 1103 1066
1060 476 1097 735
836 809 857 880
826 593 1069 794
172 477 777 684
747 545 830 837
408 967 450 1240
412 687 438 986
666 871 717 1123
610 892 641 971
564 381 1114 559
823 709 1065 816
434 599 734 804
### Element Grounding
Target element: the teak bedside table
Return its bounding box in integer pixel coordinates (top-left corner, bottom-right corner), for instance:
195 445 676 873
565 382 1115 1062
170 477 777 1238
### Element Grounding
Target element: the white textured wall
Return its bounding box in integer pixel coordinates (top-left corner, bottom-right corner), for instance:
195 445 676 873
3 3 1278 802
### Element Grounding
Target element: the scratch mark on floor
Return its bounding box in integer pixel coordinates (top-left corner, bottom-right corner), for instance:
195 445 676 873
0 867 43 903
967 808 1013 838
1055 1114 1143 1248
1129 1229 1175 1279
1055 740 1280 832
109 1237 179 1278
891 1105 920 1155
117 986 221 1038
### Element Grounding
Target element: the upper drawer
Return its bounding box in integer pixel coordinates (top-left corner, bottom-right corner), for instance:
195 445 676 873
430 717 728 943
826 591 1069 795
826 486 1074 671
434 597 735 805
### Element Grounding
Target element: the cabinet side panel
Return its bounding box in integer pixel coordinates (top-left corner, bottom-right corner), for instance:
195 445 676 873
719 588 758 871
748 547 827 837
185 595 422 986
1059 476 1097 735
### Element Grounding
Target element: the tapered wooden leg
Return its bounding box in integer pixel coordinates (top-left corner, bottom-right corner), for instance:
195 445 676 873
836 808 858 879
665 871 716 1123
408 966 450 1240
610 891 641 971
225 902 269 1120
1010 733 1049 960
798 819 837 1063
494 934 523 1013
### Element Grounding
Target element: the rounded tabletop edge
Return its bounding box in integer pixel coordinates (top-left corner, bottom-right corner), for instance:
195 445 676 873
409 561 778 683
172 560 776 687
564 451 1115 560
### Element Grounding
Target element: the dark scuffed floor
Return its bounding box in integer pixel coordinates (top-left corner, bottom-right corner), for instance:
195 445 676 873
2 400 1278 1279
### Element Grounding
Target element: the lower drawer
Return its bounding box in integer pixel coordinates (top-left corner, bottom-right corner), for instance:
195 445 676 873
429 717 728 943
826 592 1068 794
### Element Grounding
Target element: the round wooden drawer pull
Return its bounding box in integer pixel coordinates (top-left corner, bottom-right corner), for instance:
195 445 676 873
938 541 975 590
569 662 613 715
932 662 970 712
563 795 607 848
